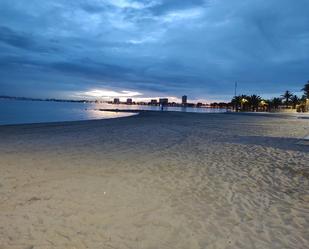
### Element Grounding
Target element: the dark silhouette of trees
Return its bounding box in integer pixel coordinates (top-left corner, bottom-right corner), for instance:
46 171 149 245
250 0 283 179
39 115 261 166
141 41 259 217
240 95 249 111
231 96 242 111
302 81 309 98
248 95 261 112
270 97 282 109
228 81 309 112
231 95 262 111
301 95 307 102
291 95 300 109
281 90 293 108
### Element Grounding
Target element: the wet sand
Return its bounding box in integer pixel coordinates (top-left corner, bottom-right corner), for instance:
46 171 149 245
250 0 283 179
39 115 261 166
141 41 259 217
0 111 308 249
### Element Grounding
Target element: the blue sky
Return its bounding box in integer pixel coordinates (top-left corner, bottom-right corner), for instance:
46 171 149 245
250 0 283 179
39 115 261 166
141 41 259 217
0 0 308 102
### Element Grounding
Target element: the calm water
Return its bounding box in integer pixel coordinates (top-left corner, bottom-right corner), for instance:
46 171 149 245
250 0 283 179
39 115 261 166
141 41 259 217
99 103 227 113
0 99 226 125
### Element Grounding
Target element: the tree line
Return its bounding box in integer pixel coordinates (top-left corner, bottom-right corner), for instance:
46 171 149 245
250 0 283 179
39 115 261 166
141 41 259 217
229 81 309 112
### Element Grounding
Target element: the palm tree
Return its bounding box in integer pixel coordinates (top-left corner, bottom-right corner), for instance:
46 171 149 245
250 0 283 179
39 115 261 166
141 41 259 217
291 95 300 109
299 95 308 112
281 90 293 108
231 95 250 111
270 97 282 109
302 81 309 98
248 95 261 111
240 95 249 111
263 99 272 111
231 96 242 111
300 95 307 102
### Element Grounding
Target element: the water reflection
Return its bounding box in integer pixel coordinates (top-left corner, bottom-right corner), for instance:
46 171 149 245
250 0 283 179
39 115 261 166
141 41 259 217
93 103 226 113
87 110 138 120
0 99 225 125
0 100 137 125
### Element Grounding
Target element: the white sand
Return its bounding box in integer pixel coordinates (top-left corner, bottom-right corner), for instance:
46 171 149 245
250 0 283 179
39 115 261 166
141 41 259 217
0 112 308 249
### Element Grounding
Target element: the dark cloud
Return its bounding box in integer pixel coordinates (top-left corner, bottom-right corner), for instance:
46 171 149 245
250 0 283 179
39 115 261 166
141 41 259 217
0 26 60 54
0 0 308 101
0 26 35 50
149 0 206 15
80 3 108 13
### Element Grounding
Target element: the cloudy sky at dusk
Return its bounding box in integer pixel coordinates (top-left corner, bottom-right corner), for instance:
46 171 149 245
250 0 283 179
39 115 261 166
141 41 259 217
0 0 308 102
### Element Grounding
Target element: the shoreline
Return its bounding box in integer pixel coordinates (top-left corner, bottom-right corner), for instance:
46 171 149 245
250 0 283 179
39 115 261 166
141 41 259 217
0 110 139 127
0 109 227 127
1 109 309 128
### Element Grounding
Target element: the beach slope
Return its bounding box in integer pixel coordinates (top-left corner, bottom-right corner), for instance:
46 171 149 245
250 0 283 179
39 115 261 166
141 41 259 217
0 112 308 249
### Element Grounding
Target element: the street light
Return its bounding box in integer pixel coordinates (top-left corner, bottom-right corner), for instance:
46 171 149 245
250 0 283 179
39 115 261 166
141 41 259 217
241 98 248 111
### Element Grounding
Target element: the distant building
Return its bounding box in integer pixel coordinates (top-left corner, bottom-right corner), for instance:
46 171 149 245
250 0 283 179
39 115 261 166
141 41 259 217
159 98 168 106
182 95 187 105
196 102 203 108
126 98 132 105
113 98 120 104
150 99 158 105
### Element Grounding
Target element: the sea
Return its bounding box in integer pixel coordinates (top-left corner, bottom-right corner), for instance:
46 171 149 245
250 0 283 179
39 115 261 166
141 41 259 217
0 99 226 125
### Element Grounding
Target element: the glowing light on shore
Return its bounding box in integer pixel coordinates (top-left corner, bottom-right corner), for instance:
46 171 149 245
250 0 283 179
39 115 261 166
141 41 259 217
241 98 248 103
260 100 267 106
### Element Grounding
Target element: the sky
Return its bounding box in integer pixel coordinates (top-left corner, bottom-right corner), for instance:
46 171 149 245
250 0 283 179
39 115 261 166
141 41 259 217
0 0 308 102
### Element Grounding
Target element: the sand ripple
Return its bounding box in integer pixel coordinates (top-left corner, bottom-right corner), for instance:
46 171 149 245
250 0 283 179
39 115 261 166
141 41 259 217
0 112 308 249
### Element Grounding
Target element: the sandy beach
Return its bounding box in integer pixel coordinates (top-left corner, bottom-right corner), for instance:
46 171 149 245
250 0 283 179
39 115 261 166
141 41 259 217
0 111 308 249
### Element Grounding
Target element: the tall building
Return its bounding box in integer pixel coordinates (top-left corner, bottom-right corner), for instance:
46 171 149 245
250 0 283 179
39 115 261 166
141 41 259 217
126 98 132 105
182 95 187 105
113 98 120 104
